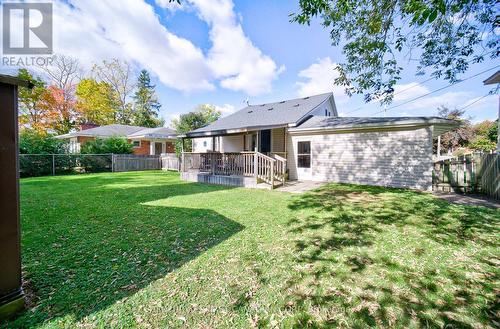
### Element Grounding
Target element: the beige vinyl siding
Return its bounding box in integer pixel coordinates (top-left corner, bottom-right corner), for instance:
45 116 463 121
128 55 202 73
271 128 285 152
287 127 433 190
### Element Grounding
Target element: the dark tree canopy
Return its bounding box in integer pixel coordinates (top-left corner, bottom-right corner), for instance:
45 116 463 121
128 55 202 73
132 70 164 128
291 0 498 103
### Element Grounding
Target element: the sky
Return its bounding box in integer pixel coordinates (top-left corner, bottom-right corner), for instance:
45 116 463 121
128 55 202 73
1 0 499 126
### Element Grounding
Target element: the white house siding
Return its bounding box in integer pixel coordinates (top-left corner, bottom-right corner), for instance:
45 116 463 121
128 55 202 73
193 137 213 152
271 128 286 153
219 134 244 152
306 97 337 118
287 127 434 190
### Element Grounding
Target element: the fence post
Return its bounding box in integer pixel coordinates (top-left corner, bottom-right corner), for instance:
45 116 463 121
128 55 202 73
111 153 114 172
52 154 55 176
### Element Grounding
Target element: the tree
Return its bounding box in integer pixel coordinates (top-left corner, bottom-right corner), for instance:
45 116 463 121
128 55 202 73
487 121 498 144
171 104 221 152
291 0 498 103
468 136 496 152
132 70 164 127
37 85 77 134
437 106 473 153
75 79 117 125
92 59 135 124
42 54 82 91
19 130 66 154
17 68 50 133
80 137 133 154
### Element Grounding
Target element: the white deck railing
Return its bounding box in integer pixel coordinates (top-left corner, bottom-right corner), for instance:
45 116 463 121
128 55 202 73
181 151 287 187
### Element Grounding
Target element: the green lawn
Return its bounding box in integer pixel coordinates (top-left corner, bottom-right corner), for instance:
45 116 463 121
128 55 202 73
3 171 499 328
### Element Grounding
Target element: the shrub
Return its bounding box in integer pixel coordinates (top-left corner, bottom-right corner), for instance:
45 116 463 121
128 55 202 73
80 137 133 154
19 130 66 154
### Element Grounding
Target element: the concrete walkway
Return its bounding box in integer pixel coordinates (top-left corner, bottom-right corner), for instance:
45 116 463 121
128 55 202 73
433 191 500 209
276 180 325 193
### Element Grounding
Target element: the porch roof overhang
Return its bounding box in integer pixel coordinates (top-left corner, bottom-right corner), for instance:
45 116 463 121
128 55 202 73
180 124 288 138
288 117 460 138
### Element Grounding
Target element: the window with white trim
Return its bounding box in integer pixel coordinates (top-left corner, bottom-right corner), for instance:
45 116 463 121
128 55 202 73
297 141 311 168
132 140 141 148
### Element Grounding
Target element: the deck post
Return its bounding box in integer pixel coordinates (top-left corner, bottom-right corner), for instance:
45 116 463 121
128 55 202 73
254 152 258 180
270 160 275 189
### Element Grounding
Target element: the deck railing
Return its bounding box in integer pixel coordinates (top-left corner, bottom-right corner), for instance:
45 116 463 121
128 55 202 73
182 151 287 188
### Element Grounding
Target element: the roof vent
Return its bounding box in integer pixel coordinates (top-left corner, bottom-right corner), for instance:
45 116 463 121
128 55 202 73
267 107 273 111
279 100 285 103
248 110 253 113
303 96 310 99
293 104 300 107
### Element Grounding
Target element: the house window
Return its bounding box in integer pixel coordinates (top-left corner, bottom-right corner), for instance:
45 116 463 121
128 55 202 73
297 141 311 168
203 141 207 147
132 140 141 148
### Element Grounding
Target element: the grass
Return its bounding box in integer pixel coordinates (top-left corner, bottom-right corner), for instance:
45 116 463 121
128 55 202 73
2 170 499 328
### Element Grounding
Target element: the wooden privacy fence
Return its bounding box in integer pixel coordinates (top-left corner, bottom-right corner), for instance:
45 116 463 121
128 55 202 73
433 152 500 200
112 154 161 172
161 154 180 171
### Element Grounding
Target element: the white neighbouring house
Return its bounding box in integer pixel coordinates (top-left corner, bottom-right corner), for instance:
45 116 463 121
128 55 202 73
181 93 458 190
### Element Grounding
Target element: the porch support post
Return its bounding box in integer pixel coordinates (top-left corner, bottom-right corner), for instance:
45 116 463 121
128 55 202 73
437 135 441 157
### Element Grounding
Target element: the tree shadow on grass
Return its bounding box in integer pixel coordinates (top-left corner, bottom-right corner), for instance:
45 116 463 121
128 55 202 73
5 173 243 328
283 183 499 328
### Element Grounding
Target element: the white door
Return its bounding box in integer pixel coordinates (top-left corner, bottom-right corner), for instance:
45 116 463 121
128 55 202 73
296 140 312 180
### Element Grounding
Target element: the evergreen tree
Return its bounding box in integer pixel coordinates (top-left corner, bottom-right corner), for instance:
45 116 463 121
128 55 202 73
132 70 164 127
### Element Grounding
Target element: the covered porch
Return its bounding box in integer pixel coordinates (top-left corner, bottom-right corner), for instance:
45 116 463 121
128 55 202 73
180 151 287 189
180 127 289 189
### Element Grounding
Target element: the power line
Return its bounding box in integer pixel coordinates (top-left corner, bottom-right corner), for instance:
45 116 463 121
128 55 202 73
457 93 491 111
344 50 497 115
369 65 500 116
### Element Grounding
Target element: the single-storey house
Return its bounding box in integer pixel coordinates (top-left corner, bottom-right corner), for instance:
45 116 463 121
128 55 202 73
57 124 177 155
180 92 458 190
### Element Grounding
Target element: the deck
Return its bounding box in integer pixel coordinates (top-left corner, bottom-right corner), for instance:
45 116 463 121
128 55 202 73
180 152 287 189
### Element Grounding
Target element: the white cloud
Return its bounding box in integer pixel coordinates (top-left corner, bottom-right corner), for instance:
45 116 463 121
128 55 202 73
214 103 236 116
2 0 282 95
296 57 347 103
393 82 430 101
155 0 184 12
189 0 284 95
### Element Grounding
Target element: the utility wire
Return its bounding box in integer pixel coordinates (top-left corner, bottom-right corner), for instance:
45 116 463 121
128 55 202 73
457 93 492 111
369 65 500 116
343 50 497 115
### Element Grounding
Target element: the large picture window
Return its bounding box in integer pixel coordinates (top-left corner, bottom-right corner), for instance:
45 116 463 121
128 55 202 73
297 141 311 168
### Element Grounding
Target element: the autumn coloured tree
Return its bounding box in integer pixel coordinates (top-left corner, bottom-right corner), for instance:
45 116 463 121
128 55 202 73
17 69 51 133
76 79 117 125
37 85 78 134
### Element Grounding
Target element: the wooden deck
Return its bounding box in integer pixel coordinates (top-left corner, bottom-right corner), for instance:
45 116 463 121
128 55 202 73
180 152 287 189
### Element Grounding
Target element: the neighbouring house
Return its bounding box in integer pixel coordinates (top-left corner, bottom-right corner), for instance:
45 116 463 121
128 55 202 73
56 124 177 155
180 93 459 190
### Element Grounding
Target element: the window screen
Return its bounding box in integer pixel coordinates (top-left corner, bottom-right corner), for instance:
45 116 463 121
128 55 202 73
297 141 311 168
132 141 140 147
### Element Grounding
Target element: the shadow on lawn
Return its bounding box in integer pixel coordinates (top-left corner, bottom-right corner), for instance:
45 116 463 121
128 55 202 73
5 173 243 328
283 183 499 328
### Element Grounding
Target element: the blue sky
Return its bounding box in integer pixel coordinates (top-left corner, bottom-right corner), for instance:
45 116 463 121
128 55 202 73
2 0 499 124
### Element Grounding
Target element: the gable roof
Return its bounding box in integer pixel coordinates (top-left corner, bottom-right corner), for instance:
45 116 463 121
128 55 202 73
289 116 460 137
56 124 176 139
186 93 334 137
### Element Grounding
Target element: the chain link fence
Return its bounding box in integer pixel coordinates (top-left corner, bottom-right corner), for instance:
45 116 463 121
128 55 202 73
19 154 112 178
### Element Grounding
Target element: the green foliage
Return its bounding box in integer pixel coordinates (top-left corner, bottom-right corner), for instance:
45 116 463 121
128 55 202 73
132 70 164 128
80 137 133 154
172 104 221 152
75 79 117 125
487 121 498 143
17 68 49 132
468 136 497 151
291 0 498 103
7 172 499 328
19 129 66 154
